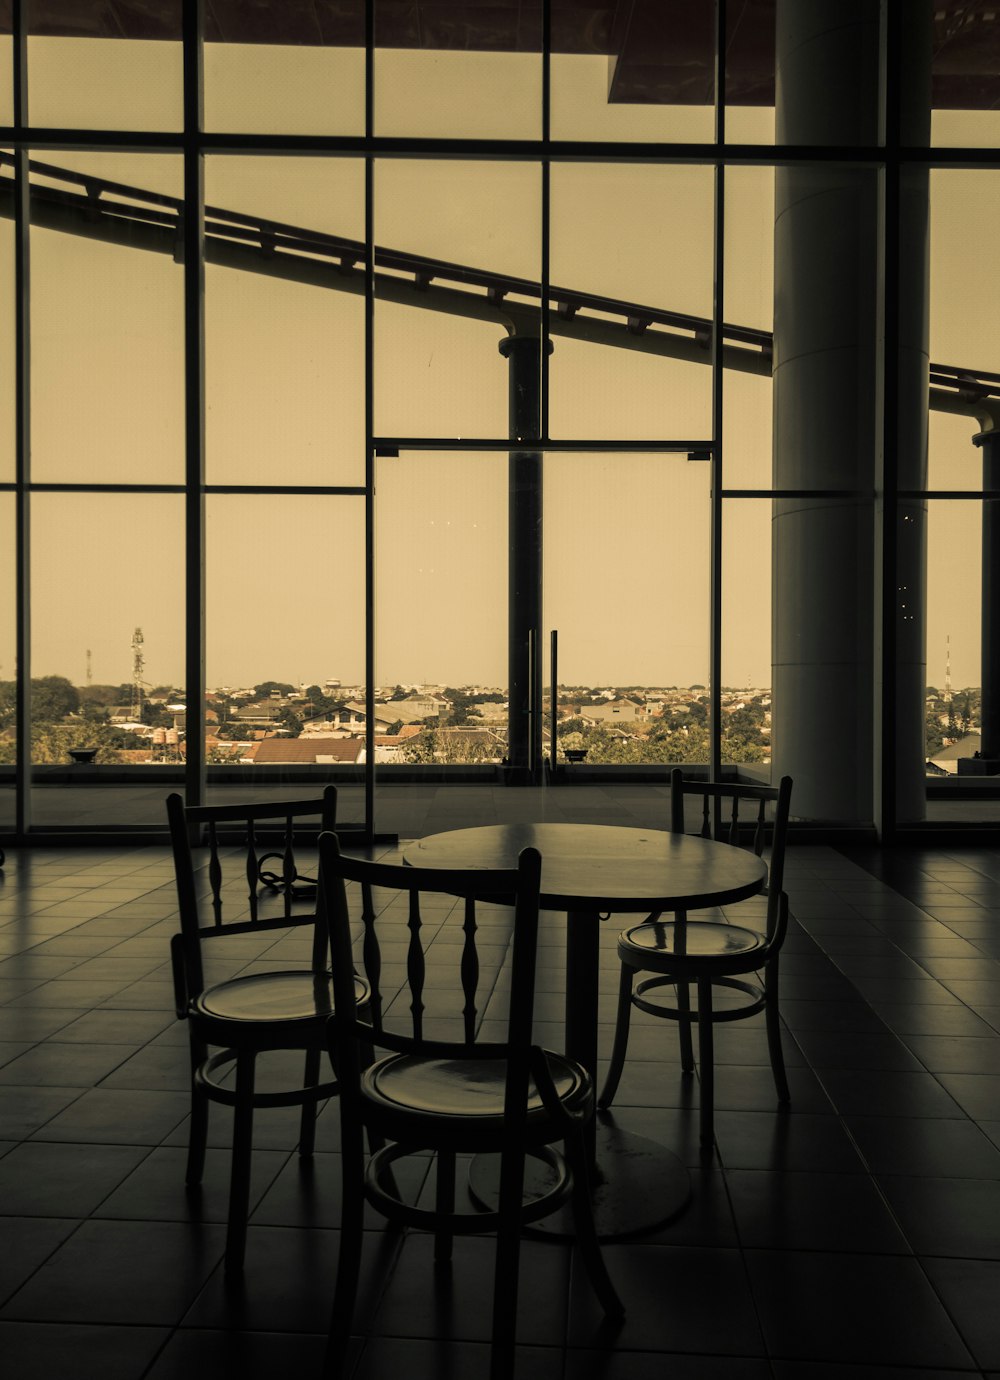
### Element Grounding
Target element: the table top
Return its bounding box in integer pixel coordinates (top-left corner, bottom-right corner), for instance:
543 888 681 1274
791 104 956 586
403 822 766 913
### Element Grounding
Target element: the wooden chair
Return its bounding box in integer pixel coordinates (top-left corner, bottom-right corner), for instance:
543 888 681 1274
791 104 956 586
166 788 367 1273
318 833 624 1380
598 770 793 1146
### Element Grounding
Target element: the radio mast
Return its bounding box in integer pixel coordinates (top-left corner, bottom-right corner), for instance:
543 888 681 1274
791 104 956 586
131 628 145 720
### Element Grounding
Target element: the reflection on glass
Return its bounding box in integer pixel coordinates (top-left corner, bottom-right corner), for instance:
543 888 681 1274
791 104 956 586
926 500 983 777
930 12 1000 147
0 206 12 484
375 0 541 139
0 35 11 126
550 164 713 439
375 453 507 766
552 5 714 143
724 2 775 143
29 494 184 823
27 22 182 131
721 501 772 769
374 161 539 440
544 454 710 765
723 166 774 487
0 493 14 821
30 153 184 485
205 157 365 487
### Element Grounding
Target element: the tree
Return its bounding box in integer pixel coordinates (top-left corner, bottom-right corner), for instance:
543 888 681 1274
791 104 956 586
31 675 80 722
254 681 296 700
275 705 303 737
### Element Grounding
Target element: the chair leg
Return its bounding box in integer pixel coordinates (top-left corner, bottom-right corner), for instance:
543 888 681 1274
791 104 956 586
225 1049 256 1275
597 965 633 1108
675 980 696 1074
434 1150 456 1264
186 1036 209 1187
764 958 790 1104
696 977 714 1149
564 1129 625 1322
490 1148 527 1380
299 1045 321 1157
325 1117 365 1380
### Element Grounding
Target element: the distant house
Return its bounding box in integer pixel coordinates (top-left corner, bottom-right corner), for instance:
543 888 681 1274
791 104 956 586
233 701 283 725
251 737 361 765
392 693 452 722
929 734 981 775
578 699 642 726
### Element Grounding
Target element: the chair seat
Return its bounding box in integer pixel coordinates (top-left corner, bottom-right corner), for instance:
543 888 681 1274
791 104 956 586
195 970 367 1024
363 1050 589 1122
619 920 766 970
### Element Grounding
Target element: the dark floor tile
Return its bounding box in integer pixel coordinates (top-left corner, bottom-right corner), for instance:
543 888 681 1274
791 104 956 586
745 1249 974 1368
145 1328 328 1380
373 1231 570 1347
95 1145 287 1223
792 1028 924 1071
714 1109 867 1173
711 1064 834 1116
846 1114 1000 1178
30 1087 191 1145
52 1007 174 1044
877 1175 1000 1258
0 1141 148 1217
778 999 888 1034
353 1337 559 1380
0 1218 79 1304
0 1040 136 1086
0 1321 168 1380
904 1033 1000 1075
817 1068 964 1118
0 1084 83 1138
727 1168 910 1253
922 1256 1000 1369
934 1071 1000 1120
567 1244 763 1356
565 1353 771 1380
98 1044 192 1091
877 1003 999 1037
184 1224 395 1334
0 1007 85 1041
1 1218 226 1325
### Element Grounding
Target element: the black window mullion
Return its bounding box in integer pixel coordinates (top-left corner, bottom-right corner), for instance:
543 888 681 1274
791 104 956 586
13 0 30 838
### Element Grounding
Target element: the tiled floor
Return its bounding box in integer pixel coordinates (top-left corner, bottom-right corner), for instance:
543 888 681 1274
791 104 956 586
1 831 1000 1377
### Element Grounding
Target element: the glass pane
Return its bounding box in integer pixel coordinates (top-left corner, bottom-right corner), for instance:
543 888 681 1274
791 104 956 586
925 500 982 776
724 1 775 144
27 12 182 131
552 5 715 143
723 166 774 488
770 4 882 148
0 170 12 483
29 493 185 827
205 157 365 487
545 454 710 766
375 452 507 772
30 152 184 485
205 23 364 135
375 0 541 138
549 164 713 441
721 501 771 770
0 492 13 828
0 33 11 126
206 495 366 815
931 11 1000 147
374 161 539 440
930 170 1000 488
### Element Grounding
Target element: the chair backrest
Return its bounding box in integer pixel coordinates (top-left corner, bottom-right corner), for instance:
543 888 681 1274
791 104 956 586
167 788 338 1005
318 834 543 1114
670 769 792 901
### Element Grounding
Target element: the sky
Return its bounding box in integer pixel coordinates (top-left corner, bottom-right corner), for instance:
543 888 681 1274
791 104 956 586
0 34 996 693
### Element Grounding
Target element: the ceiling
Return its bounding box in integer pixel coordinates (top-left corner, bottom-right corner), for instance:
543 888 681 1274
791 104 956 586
1 1 999 109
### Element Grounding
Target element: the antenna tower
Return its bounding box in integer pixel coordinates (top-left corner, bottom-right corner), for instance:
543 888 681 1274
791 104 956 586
944 634 953 704
85 649 92 685
131 627 145 720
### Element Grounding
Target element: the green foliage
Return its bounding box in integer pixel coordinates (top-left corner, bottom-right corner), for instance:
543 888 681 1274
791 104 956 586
0 721 125 765
253 681 296 700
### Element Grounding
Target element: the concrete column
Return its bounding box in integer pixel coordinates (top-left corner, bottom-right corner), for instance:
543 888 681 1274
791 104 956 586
500 334 546 783
771 0 931 824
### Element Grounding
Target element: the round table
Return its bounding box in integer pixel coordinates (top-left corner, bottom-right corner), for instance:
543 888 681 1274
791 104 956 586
404 822 767 1238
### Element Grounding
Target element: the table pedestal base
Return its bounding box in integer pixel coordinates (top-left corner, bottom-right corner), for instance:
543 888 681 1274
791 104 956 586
468 1120 690 1241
